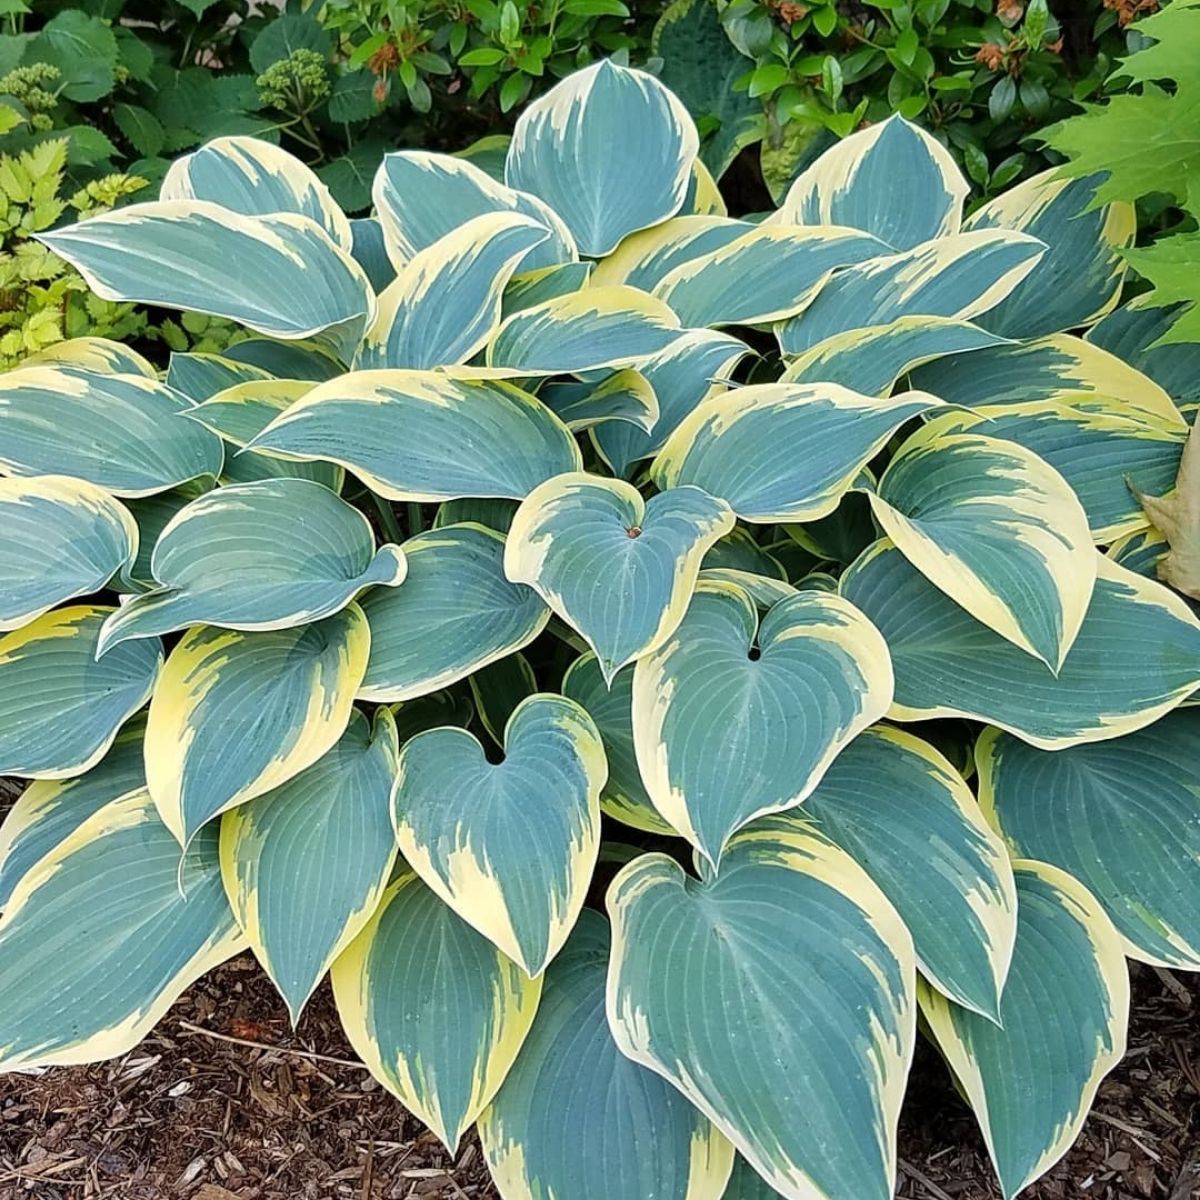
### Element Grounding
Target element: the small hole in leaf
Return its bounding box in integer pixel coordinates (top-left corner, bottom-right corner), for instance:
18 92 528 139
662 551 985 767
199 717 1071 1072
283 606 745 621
483 740 506 765
748 646 762 662
626 525 642 539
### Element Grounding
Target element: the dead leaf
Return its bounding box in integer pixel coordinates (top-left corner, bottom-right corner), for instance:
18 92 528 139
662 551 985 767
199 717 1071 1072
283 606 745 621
1130 419 1200 599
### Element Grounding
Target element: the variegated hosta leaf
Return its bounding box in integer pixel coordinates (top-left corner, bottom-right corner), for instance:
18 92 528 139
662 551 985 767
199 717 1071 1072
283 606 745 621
502 260 595 315
965 171 1135 341
800 725 1016 1019
392 691 476 745
591 214 754 292
393 694 605 977
919 861 1129 1200
350 216 398 292
0 716 145 909
220 707 400 1023
841 542 1200 749
357 213 549 370
653 225 888 328
505 474 734 681
699 568 798 608
479 910 734 1200
720 1156 783 1200
145 607 370 847
869 423 1095 670
684 158 726 217
486 285 681 376
161 135 353 251
247 370 581 502
435 497 519 533
0 607 160 779
909 333 1186 429
40 201 374 349
372 149 577 270
593 328 751 479
1108 527 1200 618
978 715 1200 969
0 475 137 631
331 867 542 1150
167 350 272 402
561 652 676 836
24 335 157 377
222 338 344 382
0 366 223 497
781 316 1009 396
777 114 969 251
703 527 788 580
505 61 698 257
775 230 1046 356
652 383 944 523
122 483 213 594
97 479 406 653
539 369 658 432
631 581 892 865
469 653 537 746
606 823 916 1200
0 790 245 1071
358 523 549 702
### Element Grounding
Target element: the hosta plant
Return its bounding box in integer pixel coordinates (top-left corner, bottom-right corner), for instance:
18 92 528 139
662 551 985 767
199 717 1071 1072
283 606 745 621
1 62 1198 1200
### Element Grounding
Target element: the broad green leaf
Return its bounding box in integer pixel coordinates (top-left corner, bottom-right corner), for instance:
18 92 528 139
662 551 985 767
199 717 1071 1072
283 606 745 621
801 725 1016 1020
24 336 157 378
777 114 969 250
505 474 734 680
121 483 212 594
478 910 735 1200
0 475 137 631
505 61 698 257
978 715 1200 968
222 338 344 382
869 423 1095 669
220 708 400 1022
0 791 244 1070
0 606 160 779
349 216 398 292
433 497 518 534
248 370 582 502
358 213 550 370
358 523 549 701
775 230 1046 356
394 694 605 976
331 867 542 1149
145 607 369 847
841 542 1200 749
469 653 537 745
919 861 1129 1200
631 581 892 865
591 215 753 292
702 527 787 580
720 1157 783 1199
167 351 272 401
607 823 915 1200
160 135 354 251
0 366 223 497
652 383 943 523
540 369 658 432
98 479 404 653
964 171 1135 340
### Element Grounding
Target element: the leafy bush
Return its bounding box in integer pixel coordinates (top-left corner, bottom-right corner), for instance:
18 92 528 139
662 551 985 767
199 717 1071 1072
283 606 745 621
1 60 1198 1200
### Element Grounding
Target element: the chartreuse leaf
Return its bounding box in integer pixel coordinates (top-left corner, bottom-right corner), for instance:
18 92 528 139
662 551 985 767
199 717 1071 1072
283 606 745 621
486 286 681 376
652 383 943 523
965 172 1134 340
331 867 542 1150
0 607 160 780
145 607 370 847
372 149 577 270
505 61 698 257
478 910 735 1200
24 336 157 377
841 543 1200 749
540 370 658 433
562 653 676 836
631 581 891 866
0 717 145 910
606 822 915 1200
653 225 888 327
978 714 1200 968
357 213 549 370
505 474 734 681
775 230 1046 356
777 114 969 250
780 316 1009 396
358 524 549 702
590 215 753 292
0 475 137 631
868 422 1095 670
0 366 223 497
393 694 605 977
161 135 354 251
919 861 1129 1200
97 479 406 653
0 791 245 1071
40 201 374 346
220 708 400 1023
247 370 581 502
802 725 1016 1020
